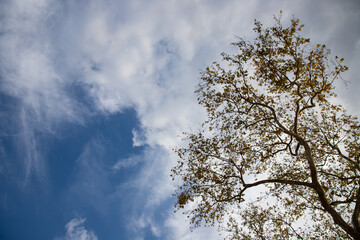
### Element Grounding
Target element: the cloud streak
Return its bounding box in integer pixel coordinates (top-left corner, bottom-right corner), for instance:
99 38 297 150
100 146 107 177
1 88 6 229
0 0 88 184
55 217 98 240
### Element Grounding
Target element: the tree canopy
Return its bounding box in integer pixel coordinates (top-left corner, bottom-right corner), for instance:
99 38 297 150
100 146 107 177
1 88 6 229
172 14 360 239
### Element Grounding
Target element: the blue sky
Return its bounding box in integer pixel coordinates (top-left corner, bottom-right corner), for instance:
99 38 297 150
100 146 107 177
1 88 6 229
0 0 360 239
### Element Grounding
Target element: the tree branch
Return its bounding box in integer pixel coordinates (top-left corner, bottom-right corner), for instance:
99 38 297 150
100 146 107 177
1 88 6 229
352 188 360 234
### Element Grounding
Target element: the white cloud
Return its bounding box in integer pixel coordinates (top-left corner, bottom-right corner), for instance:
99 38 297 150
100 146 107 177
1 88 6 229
112 154 142 170
129 214 162 239
55 217 98 240
61 0 360 149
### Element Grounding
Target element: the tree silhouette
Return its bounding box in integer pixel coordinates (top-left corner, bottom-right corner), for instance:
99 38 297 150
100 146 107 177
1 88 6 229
172 14 360 239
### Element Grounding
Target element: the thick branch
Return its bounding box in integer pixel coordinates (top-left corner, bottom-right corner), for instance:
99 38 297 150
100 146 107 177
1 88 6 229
352 188 360 234
243 178 313 189
331 199 356 206
300 139 360 239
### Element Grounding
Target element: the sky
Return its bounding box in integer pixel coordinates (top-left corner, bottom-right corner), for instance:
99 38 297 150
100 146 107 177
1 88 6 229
0 0 359 239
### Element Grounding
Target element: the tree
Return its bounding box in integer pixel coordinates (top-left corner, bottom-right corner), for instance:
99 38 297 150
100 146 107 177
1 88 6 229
172 14 360 239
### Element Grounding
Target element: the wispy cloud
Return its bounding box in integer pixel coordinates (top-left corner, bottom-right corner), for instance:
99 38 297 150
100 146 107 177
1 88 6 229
0 0 85 125
111 146 174 238
55 217 98 240
0 0 87 184
66 138 113 215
